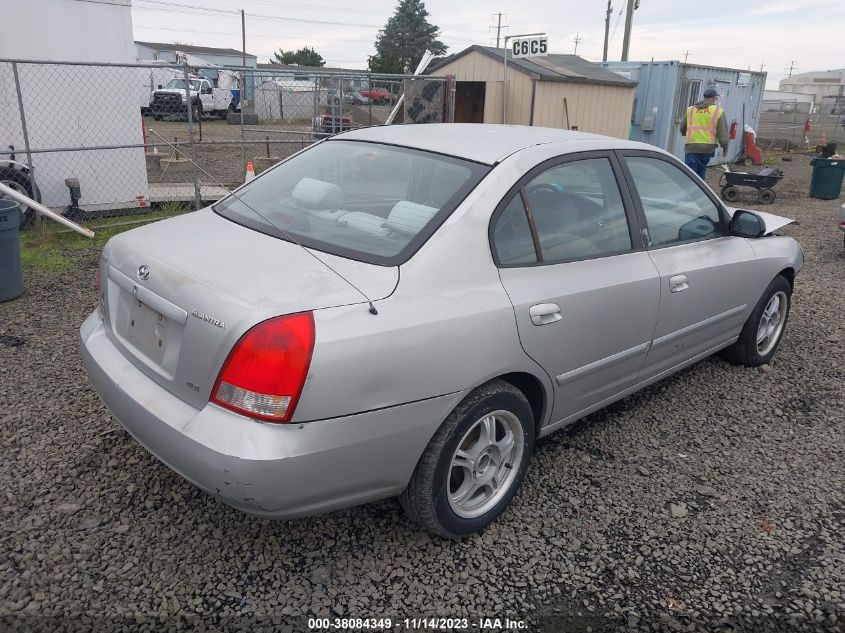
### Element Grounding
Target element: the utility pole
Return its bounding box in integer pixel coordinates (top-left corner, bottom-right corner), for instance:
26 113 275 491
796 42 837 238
683 51 689 63
490 13 507 48
621 0 638 61
241 9 246 68
759 63 765 73
573 33 581 55
602 1 612 62
496 13 502 48
786 61 796 77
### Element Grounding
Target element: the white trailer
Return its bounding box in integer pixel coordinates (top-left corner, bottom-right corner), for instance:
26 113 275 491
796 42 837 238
1 0 149 214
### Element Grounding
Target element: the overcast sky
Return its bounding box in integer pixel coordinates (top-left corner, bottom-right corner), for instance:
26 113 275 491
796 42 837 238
131 0 845 89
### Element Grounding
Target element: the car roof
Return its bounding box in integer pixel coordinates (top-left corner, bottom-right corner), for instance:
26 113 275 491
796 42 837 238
332 124 651 165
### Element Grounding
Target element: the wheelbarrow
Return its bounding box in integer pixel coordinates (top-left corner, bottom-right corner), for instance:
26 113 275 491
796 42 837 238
719 166 783 205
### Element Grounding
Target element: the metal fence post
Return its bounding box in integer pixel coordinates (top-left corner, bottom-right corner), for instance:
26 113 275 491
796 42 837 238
239 70 246 177
313 75 318 128
11 62 39 224
183 63 201 209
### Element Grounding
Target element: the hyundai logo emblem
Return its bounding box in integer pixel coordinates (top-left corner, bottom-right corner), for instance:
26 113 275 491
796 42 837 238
137 265 151 281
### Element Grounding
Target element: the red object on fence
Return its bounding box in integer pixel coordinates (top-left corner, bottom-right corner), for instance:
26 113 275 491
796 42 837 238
729 120 738 140
804 118 812 134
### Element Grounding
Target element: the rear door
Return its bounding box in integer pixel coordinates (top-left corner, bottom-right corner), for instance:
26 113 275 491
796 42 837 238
618 151 757 380
493 152 661 424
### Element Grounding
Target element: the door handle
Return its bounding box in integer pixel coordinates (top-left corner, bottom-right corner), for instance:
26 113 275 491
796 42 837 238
529 303 561 326
669 274 689 293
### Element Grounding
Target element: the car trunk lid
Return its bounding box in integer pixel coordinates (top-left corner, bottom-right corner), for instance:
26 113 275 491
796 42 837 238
99 208 397 409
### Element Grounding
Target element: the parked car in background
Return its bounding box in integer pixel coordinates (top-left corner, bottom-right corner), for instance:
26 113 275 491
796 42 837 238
344 91 370 106
81 125 803 538
359 87 394 105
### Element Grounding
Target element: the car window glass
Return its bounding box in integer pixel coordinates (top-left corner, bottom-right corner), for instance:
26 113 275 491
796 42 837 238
624 156 723 246
522 157 632 263
214 141 486 264
493 196 537 265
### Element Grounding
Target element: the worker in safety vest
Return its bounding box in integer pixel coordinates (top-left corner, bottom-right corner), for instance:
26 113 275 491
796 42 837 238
679 88 729 180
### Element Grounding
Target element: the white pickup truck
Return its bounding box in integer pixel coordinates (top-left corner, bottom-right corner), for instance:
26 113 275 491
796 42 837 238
149 77 238 120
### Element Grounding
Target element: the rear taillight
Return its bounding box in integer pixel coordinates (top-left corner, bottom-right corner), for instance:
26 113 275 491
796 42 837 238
210 312 314 423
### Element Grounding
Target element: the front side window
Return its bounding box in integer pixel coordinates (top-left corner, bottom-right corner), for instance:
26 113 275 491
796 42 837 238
624 156 724 247
522 157 632 263
214 140 488 265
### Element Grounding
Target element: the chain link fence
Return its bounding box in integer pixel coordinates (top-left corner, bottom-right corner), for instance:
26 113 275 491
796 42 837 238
757 99 845 151
0 59 452 227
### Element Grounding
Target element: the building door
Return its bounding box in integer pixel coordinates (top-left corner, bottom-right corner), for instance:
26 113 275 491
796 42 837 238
454 82 485 123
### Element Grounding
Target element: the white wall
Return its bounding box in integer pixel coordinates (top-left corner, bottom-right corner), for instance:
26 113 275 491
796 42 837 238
1 0 135 63
1 0 148 210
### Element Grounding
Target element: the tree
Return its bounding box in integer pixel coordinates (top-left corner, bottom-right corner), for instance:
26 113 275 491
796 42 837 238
271 46 325 67
368 0 446 74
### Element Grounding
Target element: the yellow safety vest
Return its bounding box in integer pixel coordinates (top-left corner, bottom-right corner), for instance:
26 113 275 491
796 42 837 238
686 104 723 144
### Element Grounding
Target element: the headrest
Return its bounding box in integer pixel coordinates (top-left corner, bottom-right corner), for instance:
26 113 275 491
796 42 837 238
384 201 439 236
291 178 343 209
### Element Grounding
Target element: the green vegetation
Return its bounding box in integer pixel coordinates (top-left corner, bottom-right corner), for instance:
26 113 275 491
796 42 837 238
19 203 191 273
271 46 325 67
369 0 446 74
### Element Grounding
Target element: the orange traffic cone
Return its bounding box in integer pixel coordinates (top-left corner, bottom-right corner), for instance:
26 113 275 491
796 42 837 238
822 130 827 146
245 160 256 183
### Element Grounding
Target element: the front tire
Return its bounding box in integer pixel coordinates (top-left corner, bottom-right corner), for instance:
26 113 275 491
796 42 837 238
721 275 792 366
400 379 534 538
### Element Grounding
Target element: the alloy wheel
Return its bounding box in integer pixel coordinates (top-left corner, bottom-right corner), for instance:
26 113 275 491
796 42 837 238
447 410 524 519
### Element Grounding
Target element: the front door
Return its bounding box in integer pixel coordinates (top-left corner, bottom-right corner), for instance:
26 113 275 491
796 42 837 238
454 82 485 123
619 152 757 380
492 153 661 423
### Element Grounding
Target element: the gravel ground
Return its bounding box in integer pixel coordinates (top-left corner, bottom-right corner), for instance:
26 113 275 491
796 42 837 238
1 152 843 632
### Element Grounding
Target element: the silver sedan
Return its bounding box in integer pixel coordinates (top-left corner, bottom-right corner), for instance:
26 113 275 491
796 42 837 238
81 124 803 537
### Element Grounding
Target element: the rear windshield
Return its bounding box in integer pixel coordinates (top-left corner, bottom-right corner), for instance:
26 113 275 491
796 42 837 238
214 140 489 265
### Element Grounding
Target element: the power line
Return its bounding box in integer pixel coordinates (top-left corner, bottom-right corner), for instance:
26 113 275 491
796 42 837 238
609 4 625 44
134 0 381 28
134 24 373 43
238 0 386 16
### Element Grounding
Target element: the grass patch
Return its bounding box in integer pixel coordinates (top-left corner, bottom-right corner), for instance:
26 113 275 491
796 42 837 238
19 203 191 273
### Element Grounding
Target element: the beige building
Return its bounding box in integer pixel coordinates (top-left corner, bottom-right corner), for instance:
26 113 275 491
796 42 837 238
428 46 637 138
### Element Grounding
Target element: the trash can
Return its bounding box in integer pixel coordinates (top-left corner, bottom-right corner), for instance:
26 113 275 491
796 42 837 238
809 157 845 200
0 199 24 302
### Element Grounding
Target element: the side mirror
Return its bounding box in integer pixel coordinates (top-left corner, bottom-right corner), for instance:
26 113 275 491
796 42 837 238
157 84 163 89
730 209 766 238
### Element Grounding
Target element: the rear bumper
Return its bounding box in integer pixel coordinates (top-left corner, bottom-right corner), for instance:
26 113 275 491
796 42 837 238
80 311 465 519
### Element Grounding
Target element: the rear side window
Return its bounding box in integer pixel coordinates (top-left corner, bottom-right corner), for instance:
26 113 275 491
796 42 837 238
624 156 723 246
214 140 488 265
493 196 537 265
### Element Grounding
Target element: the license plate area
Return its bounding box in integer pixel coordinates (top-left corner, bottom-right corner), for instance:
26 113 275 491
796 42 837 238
108 281 185 379
126 298 167 364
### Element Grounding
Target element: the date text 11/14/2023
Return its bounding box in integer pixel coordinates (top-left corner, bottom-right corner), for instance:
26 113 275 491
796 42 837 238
307 617 529 630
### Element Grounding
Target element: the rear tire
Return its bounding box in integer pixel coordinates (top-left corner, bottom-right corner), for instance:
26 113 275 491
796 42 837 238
720 275 791 367
400 379 534 538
